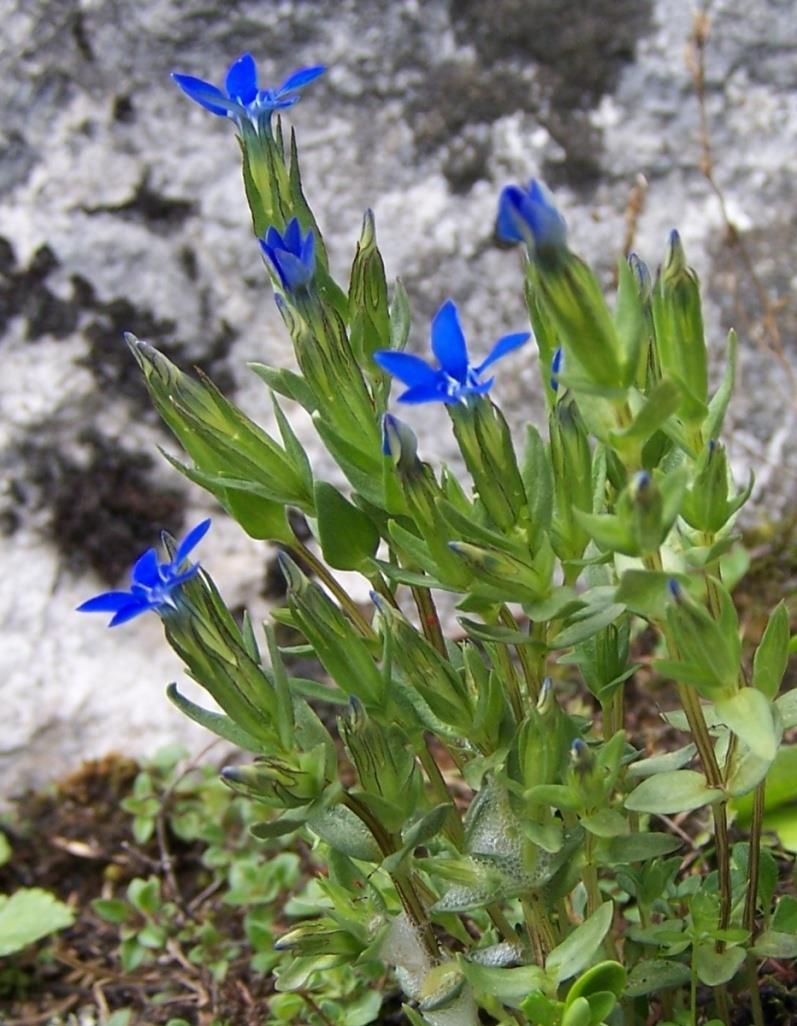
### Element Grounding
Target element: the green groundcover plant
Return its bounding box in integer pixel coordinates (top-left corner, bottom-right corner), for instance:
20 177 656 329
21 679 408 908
78 53 797 1026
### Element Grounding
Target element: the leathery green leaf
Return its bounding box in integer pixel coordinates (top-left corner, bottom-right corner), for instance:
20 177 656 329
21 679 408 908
625 770 723 814
714 687 779 762
546 902 614 985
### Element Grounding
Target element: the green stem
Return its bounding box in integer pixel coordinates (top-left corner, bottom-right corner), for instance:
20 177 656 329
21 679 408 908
523 892 558 958
582 832 602 917
417 742 464 849
678 684 733 935
499 605 541 702
744 781 766 938
744 958 766 1026
491 640 526 723
344 794 439 961
713 986 732 1026
411 585 447 656
289 539 375 639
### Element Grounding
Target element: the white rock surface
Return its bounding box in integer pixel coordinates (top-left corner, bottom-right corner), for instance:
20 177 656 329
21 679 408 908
1 0 795 796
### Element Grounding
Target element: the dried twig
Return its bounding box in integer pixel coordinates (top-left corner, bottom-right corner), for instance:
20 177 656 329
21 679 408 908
686 5 794 401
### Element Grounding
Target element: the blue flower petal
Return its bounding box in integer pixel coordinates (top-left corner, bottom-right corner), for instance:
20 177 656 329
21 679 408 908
264 226 282 250
373 350 442 389
269 94 302 111
398 383 456 404
272 249 313 291
76 591 141 614
171 74 241 117
277 65 326 95
496 185 527 244
131 548 162 588
283 217 302 253
475 332 529 374
300 230 315 269
431 300 469 382
225 53 258 104
468 376 494 396
175 518 212 565
109 601 152 627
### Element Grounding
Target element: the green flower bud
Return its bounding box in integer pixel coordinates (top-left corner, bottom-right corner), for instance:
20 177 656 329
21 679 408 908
651 230 708 421
449 398 527 531
549 395 593 562
373 596 474 731
681 440 752 534
275 918 366 958
222 747 329 808
339 700 418 833
279 554 385 707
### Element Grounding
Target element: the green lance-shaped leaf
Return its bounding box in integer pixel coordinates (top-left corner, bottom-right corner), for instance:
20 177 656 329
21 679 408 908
166 683 269 753
448 398 528 532
681 440 753 533
650 230 708 424
249 361 318 412
608 377 682 463
373 595 474 731
527 250 623 391
625 770 724 814
705 329 737 439
314 481 380 571
753 600 790 700
663 580 741 700
348 209 391 371
521 423 554 550
464 644 513 754
524 276 560 413
127 336 314 511
279 554 385 708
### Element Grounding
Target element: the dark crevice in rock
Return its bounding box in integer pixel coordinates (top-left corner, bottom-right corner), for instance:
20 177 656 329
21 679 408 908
82 174 195 232
411 0 656 189
3 426 185 583
71 9 95 63
112 95 136 123
0 236 237 409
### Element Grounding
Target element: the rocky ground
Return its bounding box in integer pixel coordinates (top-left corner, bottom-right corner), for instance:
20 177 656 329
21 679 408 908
1 0 796 796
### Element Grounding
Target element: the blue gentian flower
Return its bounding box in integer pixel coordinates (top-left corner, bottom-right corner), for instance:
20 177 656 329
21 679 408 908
172 54 325 128
77 519 211 627
373 300 529 405
497 179 567 252
259 218 316 292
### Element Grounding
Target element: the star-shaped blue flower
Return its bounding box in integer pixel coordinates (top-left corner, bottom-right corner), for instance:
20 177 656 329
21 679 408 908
497 179 567 253
373 300 529 404
259 218 315 292
77 519 211 627
172 54 325 128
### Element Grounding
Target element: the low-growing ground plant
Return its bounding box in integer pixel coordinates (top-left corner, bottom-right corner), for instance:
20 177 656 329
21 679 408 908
76 52 797 1026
